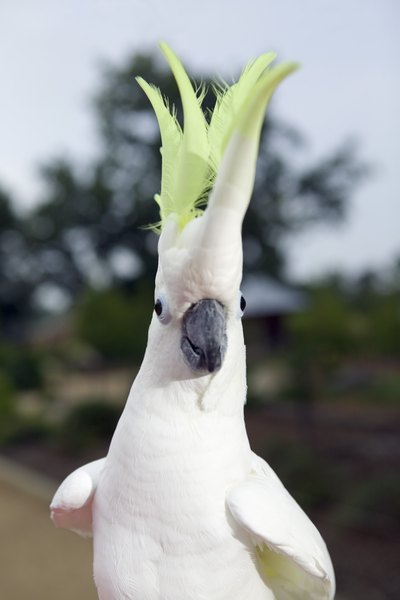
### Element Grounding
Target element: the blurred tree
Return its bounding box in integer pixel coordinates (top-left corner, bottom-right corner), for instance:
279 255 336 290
287 280 355 404
59 401 122 454
290 282 354 359
23 50 365 307
0 187 34 333
0 370 15 418
351 269 381 312
368 291 400 356
346 260 400 356
0 370 16 441
0 342 43 390
76 283 152 362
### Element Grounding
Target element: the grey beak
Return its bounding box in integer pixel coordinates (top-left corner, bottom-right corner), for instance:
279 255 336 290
181 299 227 373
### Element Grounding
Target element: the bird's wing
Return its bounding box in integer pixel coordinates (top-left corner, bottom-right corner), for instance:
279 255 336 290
50 457 106 537
226 453 335 600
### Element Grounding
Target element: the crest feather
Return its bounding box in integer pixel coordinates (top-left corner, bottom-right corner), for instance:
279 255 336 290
208 52 277 170
136 43 298 231
135 77 182 223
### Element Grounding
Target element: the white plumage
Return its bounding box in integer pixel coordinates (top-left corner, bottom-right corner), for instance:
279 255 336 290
50 44 335 600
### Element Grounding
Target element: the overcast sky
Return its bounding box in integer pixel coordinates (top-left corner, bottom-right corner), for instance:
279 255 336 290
1 0 399 280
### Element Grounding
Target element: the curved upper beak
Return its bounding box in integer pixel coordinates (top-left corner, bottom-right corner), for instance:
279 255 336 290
181 299 227 374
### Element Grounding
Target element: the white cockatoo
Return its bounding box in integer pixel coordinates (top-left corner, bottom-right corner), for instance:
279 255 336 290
50 43 335 600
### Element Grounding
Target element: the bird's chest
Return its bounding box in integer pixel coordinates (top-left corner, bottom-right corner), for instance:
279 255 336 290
94 409 245 543
92 409 264 599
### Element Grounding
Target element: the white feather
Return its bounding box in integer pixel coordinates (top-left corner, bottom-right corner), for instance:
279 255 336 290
227 453 335 599
50 458 105 537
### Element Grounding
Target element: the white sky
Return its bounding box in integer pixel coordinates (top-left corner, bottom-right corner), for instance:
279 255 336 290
1 0 399 280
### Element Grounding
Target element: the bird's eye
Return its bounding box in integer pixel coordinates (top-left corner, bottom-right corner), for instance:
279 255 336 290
154 298 163 316
154 294 172 324
238 292 246 318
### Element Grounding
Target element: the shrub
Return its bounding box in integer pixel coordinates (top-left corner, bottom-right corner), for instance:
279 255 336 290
0 371 16 419
76 286 152 362
58 400 122 453
262 438 337 510
0 343 43 390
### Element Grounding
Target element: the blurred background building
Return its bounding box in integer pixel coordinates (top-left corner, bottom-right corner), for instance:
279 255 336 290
0 1 399 598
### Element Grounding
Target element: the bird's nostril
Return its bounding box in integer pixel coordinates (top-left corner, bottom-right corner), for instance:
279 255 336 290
186 337 202 357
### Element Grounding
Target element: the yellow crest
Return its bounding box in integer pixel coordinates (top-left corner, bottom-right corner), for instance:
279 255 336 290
136 43 298 231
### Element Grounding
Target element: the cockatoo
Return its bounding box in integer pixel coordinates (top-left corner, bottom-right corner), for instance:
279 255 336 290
50 43 335 600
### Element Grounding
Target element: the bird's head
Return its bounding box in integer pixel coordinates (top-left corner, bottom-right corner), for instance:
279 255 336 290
137 43 297 388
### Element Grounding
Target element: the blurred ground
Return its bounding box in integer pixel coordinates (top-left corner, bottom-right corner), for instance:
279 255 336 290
0 458 96 600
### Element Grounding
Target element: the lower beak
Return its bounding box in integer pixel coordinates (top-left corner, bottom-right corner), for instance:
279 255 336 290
181 299 227 373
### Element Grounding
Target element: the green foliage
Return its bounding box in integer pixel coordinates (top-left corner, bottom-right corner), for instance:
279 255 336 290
334 473 400 531
368 292 400 355
0 343 43 390
0 371 17 442
0 371 16 418
347 263 400 357
293 277 400 360
286 283 353 401
284 271 400 404
357 372 400 406
262 438 336 509
372 373 400 403
0 187 34 327
76 285 152 362
2 416 52 446
58 400 121 454
289 285 353 358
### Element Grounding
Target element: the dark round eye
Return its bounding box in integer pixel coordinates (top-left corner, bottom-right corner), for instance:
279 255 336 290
240 295 246 313
154 294 172 324
154 298 163 316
